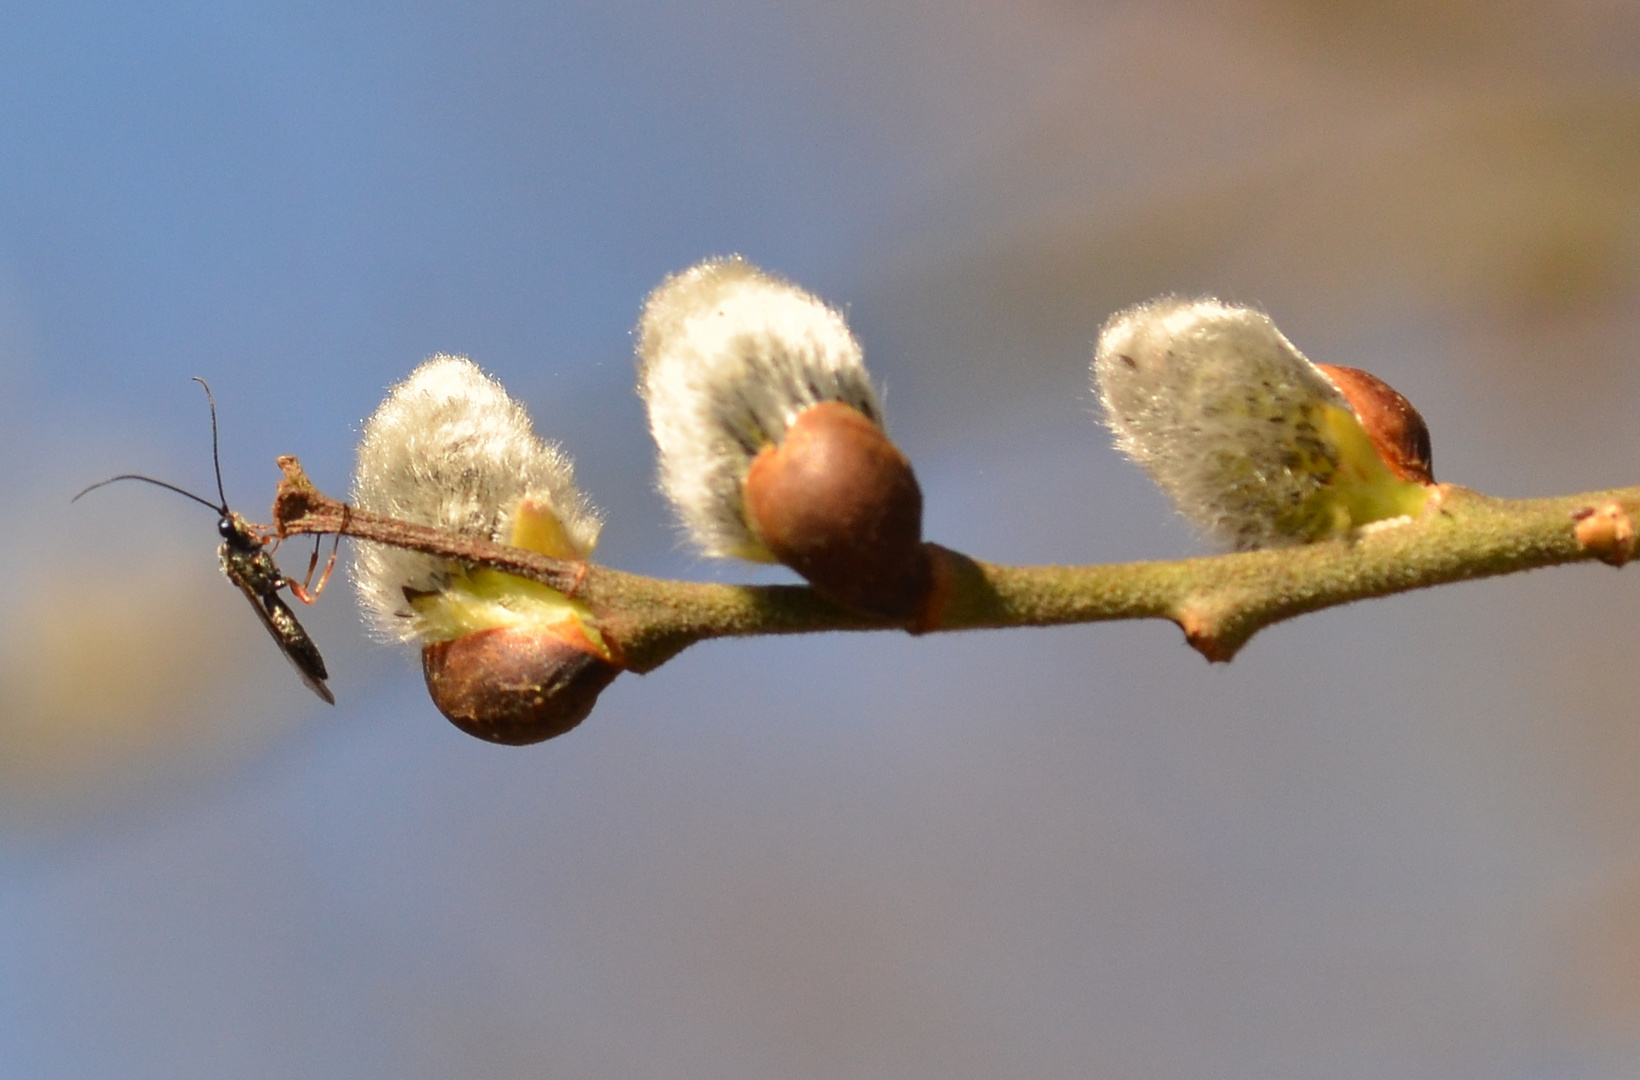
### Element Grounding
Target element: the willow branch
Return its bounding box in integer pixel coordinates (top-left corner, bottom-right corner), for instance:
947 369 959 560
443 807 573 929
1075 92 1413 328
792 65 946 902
271 456 1637 673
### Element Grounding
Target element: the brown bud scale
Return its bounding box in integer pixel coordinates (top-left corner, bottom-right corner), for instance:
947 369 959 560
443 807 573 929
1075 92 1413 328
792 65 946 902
743 400 930 619
422 622 620 746
1315 364 1434 485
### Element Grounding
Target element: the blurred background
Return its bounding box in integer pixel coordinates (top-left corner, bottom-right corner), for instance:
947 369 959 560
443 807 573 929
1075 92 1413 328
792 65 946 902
2 1 1639 1075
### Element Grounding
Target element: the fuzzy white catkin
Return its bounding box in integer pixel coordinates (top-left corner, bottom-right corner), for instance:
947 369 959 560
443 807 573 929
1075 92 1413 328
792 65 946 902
1094 298 1361 550
351 355 601 641
636 256 883 560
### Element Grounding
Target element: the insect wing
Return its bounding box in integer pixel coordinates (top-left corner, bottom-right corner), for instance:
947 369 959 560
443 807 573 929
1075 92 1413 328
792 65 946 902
231 577 336 705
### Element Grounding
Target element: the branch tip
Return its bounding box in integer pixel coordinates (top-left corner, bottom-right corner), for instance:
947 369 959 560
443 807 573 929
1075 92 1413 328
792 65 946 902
272 455 332 538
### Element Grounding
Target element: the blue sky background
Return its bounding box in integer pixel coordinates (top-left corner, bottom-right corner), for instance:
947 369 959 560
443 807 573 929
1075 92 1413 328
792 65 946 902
3 2 1640 1076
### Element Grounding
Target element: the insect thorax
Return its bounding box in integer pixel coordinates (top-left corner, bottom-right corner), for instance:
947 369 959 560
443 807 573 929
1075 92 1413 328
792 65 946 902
218 538 284 594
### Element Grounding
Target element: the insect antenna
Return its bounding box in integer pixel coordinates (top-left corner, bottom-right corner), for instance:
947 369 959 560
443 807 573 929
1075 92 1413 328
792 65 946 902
192 376 231 510
71 473 226 513
71 377 233 515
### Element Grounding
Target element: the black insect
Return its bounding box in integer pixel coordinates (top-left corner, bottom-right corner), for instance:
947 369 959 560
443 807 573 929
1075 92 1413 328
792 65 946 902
73 378 337 704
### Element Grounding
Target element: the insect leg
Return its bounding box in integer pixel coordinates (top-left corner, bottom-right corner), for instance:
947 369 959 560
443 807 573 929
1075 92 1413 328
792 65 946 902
286 532 340 605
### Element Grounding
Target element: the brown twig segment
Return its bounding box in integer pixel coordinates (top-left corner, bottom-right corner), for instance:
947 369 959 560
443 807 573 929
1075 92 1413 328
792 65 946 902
271 457 1638 672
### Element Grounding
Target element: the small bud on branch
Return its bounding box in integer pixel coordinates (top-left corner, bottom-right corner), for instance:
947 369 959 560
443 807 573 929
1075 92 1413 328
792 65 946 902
352 355 602 643
1572 502 1637 567
637 257 931 617
347 357 612 742
1094 299 1434 549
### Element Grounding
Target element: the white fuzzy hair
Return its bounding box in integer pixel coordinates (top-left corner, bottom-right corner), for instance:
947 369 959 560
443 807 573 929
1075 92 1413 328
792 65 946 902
351 355 601 641
1093 298 1352 551
635 256 882 560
